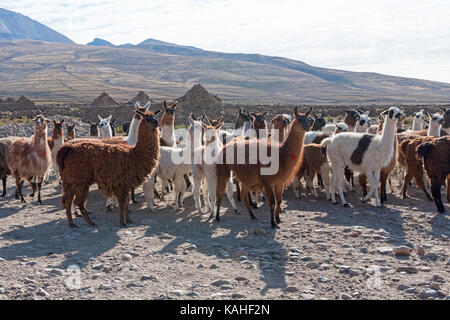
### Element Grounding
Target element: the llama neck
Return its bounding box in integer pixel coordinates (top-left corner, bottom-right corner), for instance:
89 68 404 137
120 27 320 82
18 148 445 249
427 123 441 137
33 128 50 158
131 125 160 170
412 118 424 131
68 131 75 140
161 115 175 146
380 116 397 149
52 129 64 145
278 124 306 180
125 116 140 145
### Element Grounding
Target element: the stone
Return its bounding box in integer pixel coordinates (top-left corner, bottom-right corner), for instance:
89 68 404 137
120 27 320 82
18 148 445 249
36 288 49 297
377 247 393 254
300 293 315 300
429 283 441 291
418 288 439 299
232 293 246 299
235 277 248 282
341 293 352 300
423 252 438 261
122 254 132 261
186 291 199 297
210 264 218 269
211 280 231 287
318 277 329 283
306 262 319 269
394 246 412 256
396 266 418 273
432 274 444 282
416 246 425 256
285 286 298 293
300 256 312 261
397 284 409 291
349 269 360 276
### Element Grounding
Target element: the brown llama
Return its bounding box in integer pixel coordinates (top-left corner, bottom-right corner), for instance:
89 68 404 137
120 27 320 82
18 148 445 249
215 107 313 228
66 123 76 141
7 115 52 204
47 119 65 184
57 110 161 227
270 114 289 143
88 120 100 137
398 136 435 200
205 114 224 127
416 136 450 213
250 112 268 139
0 137 21 196
160 100 177 147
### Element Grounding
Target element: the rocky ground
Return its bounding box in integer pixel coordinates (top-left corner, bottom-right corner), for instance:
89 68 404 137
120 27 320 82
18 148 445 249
0 173 448 300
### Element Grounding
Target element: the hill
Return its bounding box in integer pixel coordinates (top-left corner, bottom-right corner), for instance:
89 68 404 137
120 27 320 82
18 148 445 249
0 8 73 43
87 38 114 47
0 39 450 104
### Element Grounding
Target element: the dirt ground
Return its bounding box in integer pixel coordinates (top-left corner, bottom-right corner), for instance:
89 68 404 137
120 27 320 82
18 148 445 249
0 173 448 300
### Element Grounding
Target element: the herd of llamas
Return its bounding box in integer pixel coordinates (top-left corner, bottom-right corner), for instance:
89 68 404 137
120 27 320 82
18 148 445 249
0 101 449 229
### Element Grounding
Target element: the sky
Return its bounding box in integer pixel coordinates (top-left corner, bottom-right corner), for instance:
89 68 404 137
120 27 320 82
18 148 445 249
3 0 450 83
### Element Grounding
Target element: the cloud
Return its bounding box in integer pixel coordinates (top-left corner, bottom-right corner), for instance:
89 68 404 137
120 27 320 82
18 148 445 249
2 0 450 83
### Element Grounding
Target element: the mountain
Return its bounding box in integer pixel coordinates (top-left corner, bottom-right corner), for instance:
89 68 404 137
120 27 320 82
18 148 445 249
87 38 113 47
0 39 449 104
0 8 73 43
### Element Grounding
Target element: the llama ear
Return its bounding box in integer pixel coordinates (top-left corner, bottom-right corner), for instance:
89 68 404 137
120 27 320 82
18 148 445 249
294 106 299 116
215 122 224 130
98 115 103 121
312 112 318 119
163 100 168 109
239 109 242 115
96 120 100 126
189 113 197 121
217 115 224 122
262 111 268 116
135 110 145 118
250 112 256 118
305 107 313 117
380 110 389 116
88 120 92 125
172 101 177 109
106 115 112 122
364 111 370 116
53 119 57 124
201 122 208 131
440 107 447 113
61 119 65 124
154 109 161 115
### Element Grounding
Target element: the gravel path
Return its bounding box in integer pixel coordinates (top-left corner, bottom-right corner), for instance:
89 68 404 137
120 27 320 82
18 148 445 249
0 174 448 300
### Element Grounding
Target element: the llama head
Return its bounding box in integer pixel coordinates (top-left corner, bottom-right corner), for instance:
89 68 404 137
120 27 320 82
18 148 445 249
293 106 313 132
97 115 112 129
235 109 252 129
312 112 327 130
33 115 51 133
134 101 151 119
343 109 361 127
440 107 450 129
271 114 288 130
356 111 371 131
88 120 100 136
135 109 160 132
427 111 444 127
380 107 404 125
188 113 205 144
250 111 268 130
201 122 223 146
414 109 425 121
52 119 64 135
161 100 177 121
205 114 224 127
333 121 348 134
66 123 75 135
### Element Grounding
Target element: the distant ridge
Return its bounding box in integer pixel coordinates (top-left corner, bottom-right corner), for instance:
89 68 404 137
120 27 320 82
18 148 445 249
0 8 73 43
87 38 113 46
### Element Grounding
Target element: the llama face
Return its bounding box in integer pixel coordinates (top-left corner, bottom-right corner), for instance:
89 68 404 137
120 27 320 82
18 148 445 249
334 122 348 134
162 100 177 116
97 115 112 130
344 109 361 127
414 110 425 121
235 110 252 129
293 107 313 131
140 110 160 131
202 123 223 146
53 119 64 135
381 106 404 121
88 120 100 136
357 112 371 129
66 124 75 135
205 115 224 127
312 112 327 130
428 112 444 126
33 115 51 132
271 115 288 129
250 112 268 129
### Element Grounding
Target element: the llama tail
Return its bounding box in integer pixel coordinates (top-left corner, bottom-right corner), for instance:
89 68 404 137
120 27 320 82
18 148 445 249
56 144 73 172
320 137 332 148
416 142 433 160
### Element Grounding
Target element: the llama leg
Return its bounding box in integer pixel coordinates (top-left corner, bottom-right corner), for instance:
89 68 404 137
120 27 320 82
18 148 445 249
235 179 241 202
274 184 283 224
415 174 433 201
142 177 155 211
358 174 368 198
292 177 301 199
306 173 318 198
206 175 217 220
330 169 337 204
447 176 450 203
192 175 203 213
431 182 445 213
215 175 230 222
373 170 381 207
124 193 132 223
61 184 76 228
179 175 188 209
37 176 43 205
401 172 413 199
363 171 380 207
241 185 257 220
335 167 348 206
1 176 6 197
263 187 277 229
52 161 61 184
202 178 210 212
130 187 138 204
74 186 94 226
225 177 238 215
320 165 331 200
117 191 128 226
15 176 26 203
380 171 387 203
317 174 324 190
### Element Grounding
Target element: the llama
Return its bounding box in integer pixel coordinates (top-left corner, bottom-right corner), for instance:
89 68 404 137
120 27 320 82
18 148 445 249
88 120 100 137
66 123 76 141
427 112 444 137
122 121 131 135
398 136 434 200
270 114 289 143
0 137 20 196
250 112 268 139
311 112 327 131
441 107 450 135
110 118 117 136
343 109 362 132
7 115 52 204
97 115 114 137
322 121 349 134
192 121 238 218
411 109 426 131
48 119 65 184
160 100 177 147
215 107 313 228
57 110 161 227
205 114 224 127
355 111 371 132
417 136 450 213
322 106 403 207
218 110 252 145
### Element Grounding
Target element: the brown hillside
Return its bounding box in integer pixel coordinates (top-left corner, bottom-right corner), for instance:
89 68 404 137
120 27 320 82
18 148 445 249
176 84 223 120
91 92 118 106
